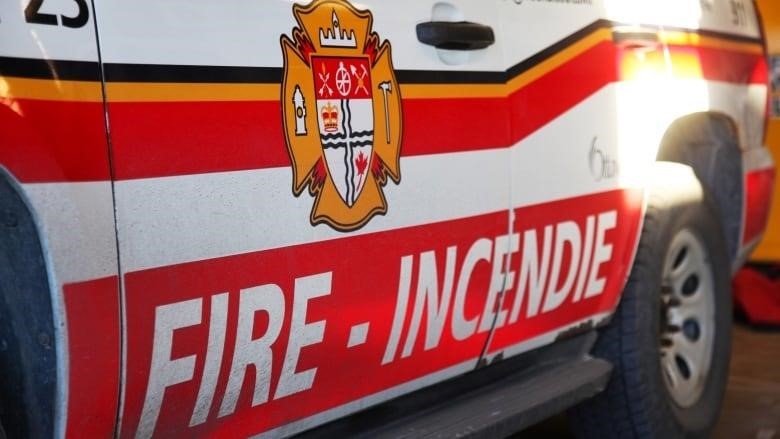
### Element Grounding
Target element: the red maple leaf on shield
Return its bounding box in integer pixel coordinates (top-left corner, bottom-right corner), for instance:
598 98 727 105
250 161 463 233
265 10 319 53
355 151 370 193
355 151 369 177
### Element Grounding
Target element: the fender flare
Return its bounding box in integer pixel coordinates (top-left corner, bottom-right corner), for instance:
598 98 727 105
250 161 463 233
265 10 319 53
656 112 743 263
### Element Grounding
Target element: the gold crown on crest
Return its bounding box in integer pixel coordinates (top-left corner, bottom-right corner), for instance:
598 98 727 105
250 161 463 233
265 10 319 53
319 10 357 48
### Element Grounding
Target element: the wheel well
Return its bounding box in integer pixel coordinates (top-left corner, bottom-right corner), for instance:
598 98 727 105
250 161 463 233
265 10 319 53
0 167 57 438
656 112 743 263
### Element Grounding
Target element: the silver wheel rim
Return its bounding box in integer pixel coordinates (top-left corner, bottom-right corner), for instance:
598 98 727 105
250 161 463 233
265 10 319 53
659 228 716 408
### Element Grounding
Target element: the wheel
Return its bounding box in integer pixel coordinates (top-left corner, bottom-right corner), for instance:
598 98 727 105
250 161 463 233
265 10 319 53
568 179 732 438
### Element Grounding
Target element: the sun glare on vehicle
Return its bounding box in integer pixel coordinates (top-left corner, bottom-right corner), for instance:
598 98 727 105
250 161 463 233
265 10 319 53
605 0 710 190
615 54 710 189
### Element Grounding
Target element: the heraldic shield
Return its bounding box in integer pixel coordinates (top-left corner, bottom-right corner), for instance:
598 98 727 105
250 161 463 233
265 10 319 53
312 56 373 208
281 0 402 232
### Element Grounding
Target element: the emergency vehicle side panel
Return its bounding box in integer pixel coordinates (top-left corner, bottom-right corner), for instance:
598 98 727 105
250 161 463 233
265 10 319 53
91 0 773 437
0 1 120 438
92 1 513 437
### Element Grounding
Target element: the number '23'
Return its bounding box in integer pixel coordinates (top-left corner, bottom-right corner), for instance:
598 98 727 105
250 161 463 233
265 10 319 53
25 0 89 29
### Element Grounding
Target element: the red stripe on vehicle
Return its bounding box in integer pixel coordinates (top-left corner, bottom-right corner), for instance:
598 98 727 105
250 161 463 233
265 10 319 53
0 44 767 183
511 40 617 142
63 276 121 439
0 99 110 182
108 100 288 180
106 95 512 180
743 167 775 244
401 96 509 158
672 44 768 83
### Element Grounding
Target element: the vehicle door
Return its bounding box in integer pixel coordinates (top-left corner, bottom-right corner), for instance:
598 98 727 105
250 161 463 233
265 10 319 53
92 0 511 437
0 1 121 438
483 1 647 360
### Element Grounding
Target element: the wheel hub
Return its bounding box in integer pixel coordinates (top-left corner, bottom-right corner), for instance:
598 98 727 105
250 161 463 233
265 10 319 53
659 229 716 408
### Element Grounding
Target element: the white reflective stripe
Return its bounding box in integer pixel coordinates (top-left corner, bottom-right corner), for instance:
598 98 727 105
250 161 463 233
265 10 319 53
23 182 119 284
115 149 512 272
110 84 650 273
511 86 622 207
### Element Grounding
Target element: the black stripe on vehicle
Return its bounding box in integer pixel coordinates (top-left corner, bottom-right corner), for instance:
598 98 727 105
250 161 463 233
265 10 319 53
0 56 100 81
395 69 506 85
505 20 610 81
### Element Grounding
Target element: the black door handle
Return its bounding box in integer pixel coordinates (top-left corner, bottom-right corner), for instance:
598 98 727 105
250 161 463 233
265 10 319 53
416 21 495 50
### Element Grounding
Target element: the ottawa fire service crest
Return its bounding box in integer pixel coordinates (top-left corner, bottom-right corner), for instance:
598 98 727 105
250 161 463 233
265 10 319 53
281 0 402 232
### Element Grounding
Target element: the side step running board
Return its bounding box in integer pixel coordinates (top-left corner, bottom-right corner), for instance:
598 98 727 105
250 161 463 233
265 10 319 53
365 357 612 438
297 332 612 439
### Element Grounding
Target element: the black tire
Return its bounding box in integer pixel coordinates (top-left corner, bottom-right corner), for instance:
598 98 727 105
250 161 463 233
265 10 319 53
567 185 732 438
0 171 58 439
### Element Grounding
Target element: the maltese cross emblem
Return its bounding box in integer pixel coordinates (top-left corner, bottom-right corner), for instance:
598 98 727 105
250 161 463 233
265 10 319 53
281 0 402 232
